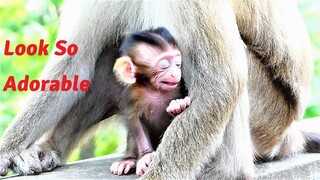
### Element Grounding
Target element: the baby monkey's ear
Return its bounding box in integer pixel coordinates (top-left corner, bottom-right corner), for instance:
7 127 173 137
113 56 137 84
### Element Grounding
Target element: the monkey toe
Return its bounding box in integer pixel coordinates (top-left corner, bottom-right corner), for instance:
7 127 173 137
0 166 8 176
41 160 54 172
10 145 47 175
41 156 53 171
26 144 60 172
116 163 127 175
136 165 148 177
111 159 136 176
136 154 154 177
40 152 60 172
11 154 42 175
0 156 10 176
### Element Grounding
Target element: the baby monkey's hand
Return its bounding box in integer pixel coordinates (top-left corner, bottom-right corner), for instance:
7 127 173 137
166 96 191 117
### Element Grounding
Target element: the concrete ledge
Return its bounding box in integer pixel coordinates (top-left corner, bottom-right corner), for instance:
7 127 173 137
1 153 320 179
256 153 320 179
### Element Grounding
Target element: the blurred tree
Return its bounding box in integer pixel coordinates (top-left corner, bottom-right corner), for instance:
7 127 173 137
0 0 60 137
298 0 320 118
0 0 123 162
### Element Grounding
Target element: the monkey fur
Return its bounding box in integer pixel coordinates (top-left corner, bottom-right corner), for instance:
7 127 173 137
0 0 319 179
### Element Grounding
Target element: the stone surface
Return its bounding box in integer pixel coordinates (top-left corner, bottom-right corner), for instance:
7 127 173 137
1 153 320 180
2 118 320 179
256 153 320 180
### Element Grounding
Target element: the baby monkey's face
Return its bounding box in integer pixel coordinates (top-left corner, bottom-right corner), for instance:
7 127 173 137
134 44 182 92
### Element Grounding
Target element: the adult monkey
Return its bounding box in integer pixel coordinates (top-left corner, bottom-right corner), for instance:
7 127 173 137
0 0 318 179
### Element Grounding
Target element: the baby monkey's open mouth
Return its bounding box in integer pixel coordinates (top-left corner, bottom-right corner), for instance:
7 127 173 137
161 81 178 87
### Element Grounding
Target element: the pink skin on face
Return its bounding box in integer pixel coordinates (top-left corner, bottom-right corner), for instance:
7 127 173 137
153 51 182 91
135 44 182 92
157 62 181 90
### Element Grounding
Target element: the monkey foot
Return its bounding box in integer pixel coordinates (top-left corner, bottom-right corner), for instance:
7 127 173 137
0 154 11 176
136 151 156 177
110 158 137 176
0 144 61 176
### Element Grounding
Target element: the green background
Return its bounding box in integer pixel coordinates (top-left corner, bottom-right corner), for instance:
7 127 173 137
1 0 320 161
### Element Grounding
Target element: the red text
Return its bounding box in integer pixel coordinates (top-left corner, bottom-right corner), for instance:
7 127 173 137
54 40 78 56
4 40 78 56
3 75 90 92
4 39 49 56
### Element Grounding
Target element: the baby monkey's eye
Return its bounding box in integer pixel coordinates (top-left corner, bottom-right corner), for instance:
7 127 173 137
158 59 171 69
174 56 182 68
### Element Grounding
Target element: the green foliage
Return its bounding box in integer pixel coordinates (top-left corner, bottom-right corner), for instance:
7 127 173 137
0 0 121 161
298 0 320 118
94 128 122 157
0 0 59 137
67 125 123 162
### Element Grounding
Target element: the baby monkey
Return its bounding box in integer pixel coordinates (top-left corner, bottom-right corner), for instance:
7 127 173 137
111 27 191 176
